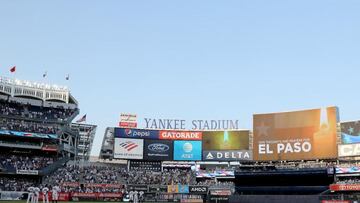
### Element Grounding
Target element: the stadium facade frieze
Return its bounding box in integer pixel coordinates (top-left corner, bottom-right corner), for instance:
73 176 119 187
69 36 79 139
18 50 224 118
144 118 239 130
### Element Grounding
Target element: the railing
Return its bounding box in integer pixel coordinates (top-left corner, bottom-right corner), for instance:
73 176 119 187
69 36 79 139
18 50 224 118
40 157 70 176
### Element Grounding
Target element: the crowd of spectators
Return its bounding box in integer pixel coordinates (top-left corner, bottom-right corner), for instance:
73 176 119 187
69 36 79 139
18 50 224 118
83 165 123 184
196 179 235 188
44 164 125 192
0 154 55 171
237 161 336 172
45 164 81 185
0 100 76 121
0 118 60 134
43 165 200 192
0 177 35 191
124 168 197 185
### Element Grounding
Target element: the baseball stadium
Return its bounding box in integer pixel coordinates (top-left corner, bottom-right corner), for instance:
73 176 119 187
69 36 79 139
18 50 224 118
0 76 359 203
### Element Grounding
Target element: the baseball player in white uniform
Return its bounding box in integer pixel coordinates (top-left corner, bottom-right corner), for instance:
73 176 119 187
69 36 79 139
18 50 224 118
34 187 40 203
42 185 49 203
27 186 35 203
51 185 60 203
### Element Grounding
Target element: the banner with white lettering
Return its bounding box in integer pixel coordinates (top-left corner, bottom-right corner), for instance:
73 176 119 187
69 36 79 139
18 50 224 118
16 170 39 175
160 131 202 140
338 143 360 157
189 186 208 194
144 139 173 161
253 106 338 161
115 128 159 139
202 150 252 161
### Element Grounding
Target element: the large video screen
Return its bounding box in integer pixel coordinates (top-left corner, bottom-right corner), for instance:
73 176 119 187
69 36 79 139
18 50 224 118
253 106 338 161
341 120 360 144
202 131 249 150
202 130 252 161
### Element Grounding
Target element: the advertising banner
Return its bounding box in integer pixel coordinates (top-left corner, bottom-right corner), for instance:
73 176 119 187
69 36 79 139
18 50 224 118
329 184 360 191
253 106 338 161
202 130 249 150
119 113 137 128
178 185 189 194
338 143 360 157
149 185 168 193
0 191 27 200
144 139 173 161
159 131 202 140
38 192 70 201
167 185 179 193
16 170 39 175
114 128 159 139
129 160 162 171
202 150 252 161
0 129 57 139
174 141 202 161
189 186 208 194
127 185 148 192
209 189 232 196
71 192 122 199
61 183 122 188
119 122 137 128
196 170 234 178
335 167 360 174
114 138 144 159
341 120 360 144
167 185 189 193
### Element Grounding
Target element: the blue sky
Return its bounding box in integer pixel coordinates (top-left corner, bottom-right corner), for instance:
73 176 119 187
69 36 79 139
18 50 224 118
0 1 359 156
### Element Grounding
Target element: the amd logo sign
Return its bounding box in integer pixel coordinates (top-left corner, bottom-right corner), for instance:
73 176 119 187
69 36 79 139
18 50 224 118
190 186 208 194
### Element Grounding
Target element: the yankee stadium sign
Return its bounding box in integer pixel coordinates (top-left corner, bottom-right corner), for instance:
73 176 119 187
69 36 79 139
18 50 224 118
144 118 239 130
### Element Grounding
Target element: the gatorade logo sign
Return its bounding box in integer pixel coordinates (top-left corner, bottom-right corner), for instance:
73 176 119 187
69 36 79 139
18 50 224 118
159 131 202 140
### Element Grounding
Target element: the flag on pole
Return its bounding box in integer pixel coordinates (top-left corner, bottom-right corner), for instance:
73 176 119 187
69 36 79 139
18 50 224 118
10 66 16 73
76 114 86 123
43 71 47 78
66 74 69 80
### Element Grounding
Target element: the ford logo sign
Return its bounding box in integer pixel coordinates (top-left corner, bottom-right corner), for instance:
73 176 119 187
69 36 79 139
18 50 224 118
148 143 169 152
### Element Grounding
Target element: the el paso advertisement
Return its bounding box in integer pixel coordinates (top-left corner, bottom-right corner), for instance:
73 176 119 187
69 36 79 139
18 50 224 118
253 107 338 161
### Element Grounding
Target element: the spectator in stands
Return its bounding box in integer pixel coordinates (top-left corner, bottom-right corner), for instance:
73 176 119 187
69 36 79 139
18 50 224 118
0 154 55 171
